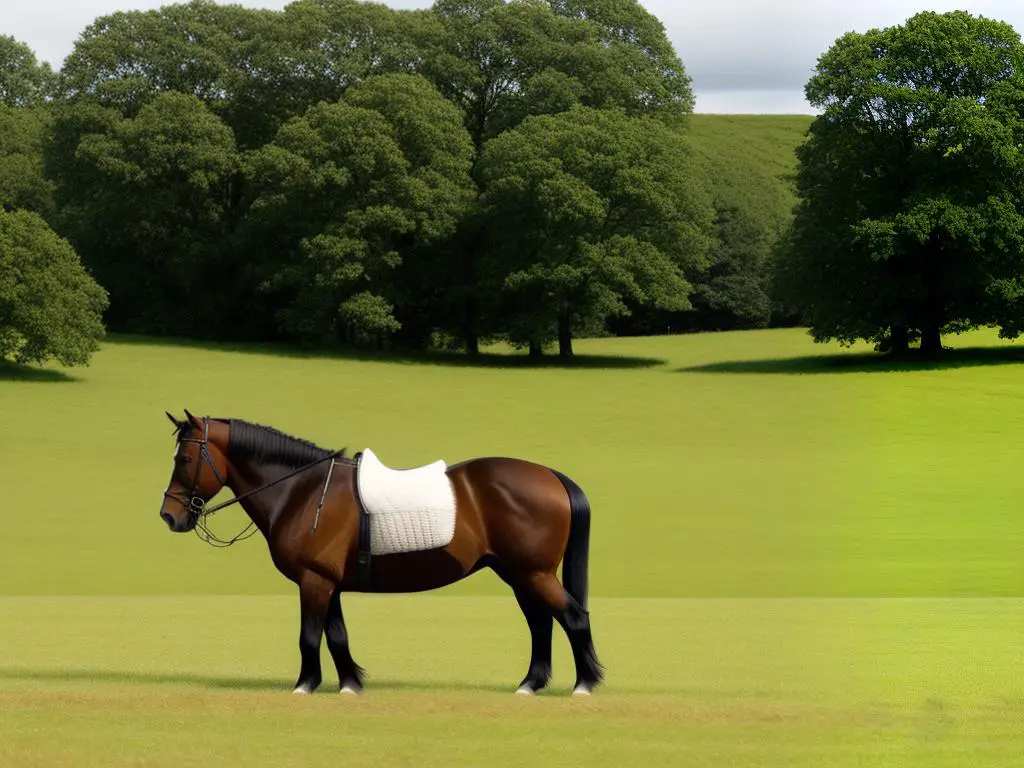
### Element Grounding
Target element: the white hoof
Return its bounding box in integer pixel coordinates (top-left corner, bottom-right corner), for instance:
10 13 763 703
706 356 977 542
572 685 592 697
340 685 361 696
515 685 535 696
292 684 312 695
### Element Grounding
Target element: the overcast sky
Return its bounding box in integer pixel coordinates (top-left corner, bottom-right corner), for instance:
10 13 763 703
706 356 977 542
6 0 1024 114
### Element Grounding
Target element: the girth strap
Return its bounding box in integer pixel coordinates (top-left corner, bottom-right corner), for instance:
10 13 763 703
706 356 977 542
352 451 373 592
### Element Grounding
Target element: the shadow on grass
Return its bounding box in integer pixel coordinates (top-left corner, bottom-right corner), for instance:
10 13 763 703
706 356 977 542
0 362 79 383
0 667 510 695
107 334 665 371
0 667 670 697
677 345 1024 376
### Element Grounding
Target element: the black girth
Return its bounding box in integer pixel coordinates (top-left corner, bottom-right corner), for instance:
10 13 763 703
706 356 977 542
352 451 373 592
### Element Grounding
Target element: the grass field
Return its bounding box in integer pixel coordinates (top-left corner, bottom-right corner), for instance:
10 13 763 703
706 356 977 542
4 327 1024 765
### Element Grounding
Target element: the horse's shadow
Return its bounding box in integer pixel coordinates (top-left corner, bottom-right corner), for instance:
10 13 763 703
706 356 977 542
0 667 553 695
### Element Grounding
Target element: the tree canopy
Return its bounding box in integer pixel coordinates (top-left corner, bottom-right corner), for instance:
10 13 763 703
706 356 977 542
771 11 1024 354
0 209 109 366
476 105 713 356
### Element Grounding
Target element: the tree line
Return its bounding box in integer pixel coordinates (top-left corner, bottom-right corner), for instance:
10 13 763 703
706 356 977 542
4 0 775 365
4 3 1022 367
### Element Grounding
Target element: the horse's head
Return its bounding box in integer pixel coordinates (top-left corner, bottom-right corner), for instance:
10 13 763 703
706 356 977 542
159 409 229 533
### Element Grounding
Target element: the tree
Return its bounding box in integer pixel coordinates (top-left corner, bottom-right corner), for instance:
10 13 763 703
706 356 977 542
51 92 238 334
240 74 475 346
0 36 56 107
421 0 696 353
424 0 693 151
476 105 714 357
0 209 109 366
771 11 1024 354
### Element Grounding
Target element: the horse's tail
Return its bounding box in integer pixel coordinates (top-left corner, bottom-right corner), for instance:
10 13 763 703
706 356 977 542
550 469 591 610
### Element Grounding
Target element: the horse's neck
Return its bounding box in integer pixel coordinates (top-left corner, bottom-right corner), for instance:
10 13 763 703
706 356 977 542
225 458 282 534
225 455 327 534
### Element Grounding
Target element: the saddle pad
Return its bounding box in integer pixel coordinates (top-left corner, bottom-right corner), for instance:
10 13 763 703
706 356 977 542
356 448 457 556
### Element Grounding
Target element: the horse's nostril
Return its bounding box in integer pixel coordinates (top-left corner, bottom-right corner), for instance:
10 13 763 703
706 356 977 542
161 512 175 529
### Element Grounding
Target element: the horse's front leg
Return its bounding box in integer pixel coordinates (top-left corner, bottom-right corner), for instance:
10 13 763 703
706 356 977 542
292 571 334 694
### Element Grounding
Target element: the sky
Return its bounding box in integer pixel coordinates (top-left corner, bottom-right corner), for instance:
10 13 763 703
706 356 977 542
5 0 1024 114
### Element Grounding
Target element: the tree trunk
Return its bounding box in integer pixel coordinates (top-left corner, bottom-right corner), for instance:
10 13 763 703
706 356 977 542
889 325 909 356
557 312 573 358
463 296 479 356
528 340 543 359
920 324 942 355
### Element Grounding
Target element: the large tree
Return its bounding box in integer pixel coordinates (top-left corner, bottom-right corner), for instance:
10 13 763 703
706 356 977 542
240 74 475 346
51 92 238 334
476 105 713 357
771 11 1024 354
0 210 109 367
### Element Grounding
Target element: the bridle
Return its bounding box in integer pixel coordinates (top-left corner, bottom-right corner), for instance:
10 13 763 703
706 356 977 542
164 416 345 547
164 416 226 521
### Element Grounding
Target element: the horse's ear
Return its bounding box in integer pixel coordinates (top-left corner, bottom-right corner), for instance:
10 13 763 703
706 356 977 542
183 408 201 427
165 411 179 428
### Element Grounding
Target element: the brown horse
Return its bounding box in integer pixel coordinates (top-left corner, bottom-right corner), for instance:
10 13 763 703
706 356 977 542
158 410 602 696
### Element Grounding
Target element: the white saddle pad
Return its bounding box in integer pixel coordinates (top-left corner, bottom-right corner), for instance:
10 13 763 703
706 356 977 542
356 448 457 555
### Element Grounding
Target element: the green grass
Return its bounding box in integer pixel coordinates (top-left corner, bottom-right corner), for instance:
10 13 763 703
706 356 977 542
5 326 1024 765
3 596 1024 767
3 327 1024 597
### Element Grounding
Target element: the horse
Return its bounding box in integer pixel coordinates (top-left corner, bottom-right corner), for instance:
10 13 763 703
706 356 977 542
158 409 603 697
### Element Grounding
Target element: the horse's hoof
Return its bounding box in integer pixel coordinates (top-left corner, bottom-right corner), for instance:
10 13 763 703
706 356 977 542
571 684 592 697
292 685 312 695
340 684 361 696
515 685 535 696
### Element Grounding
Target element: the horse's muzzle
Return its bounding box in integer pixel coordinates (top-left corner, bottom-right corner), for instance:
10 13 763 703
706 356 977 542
161 511 193 533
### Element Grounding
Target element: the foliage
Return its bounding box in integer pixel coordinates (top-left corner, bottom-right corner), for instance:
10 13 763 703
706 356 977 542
241 74 475 344
0 209 108 366
15 0 816 355
0 103 55 217
50 92 238 334
771 11 1024 353
423 0 693 151
476 105 714 355
0 35 56 107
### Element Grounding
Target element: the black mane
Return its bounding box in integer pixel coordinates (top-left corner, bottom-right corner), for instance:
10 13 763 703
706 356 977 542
219 418 343 468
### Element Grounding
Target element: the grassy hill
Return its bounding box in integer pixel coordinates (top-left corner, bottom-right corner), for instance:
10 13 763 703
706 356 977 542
687 114 812 197
670 115 815 329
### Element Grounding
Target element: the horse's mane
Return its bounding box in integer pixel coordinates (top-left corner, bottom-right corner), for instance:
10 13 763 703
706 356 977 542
215 418 344 468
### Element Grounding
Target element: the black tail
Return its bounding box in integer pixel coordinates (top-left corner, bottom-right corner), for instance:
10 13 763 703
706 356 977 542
551 469 591 610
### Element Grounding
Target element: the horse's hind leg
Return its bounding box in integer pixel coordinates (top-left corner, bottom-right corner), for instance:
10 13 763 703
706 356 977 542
524 571 603 696
493 566 553 694
325 588 365 695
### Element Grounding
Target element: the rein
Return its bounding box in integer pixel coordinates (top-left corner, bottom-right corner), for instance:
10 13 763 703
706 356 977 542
165 417 347 548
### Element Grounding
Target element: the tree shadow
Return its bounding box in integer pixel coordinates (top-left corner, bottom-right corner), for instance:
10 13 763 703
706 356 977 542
107 334 665 371
676 345 1024 376
0 362 79 383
